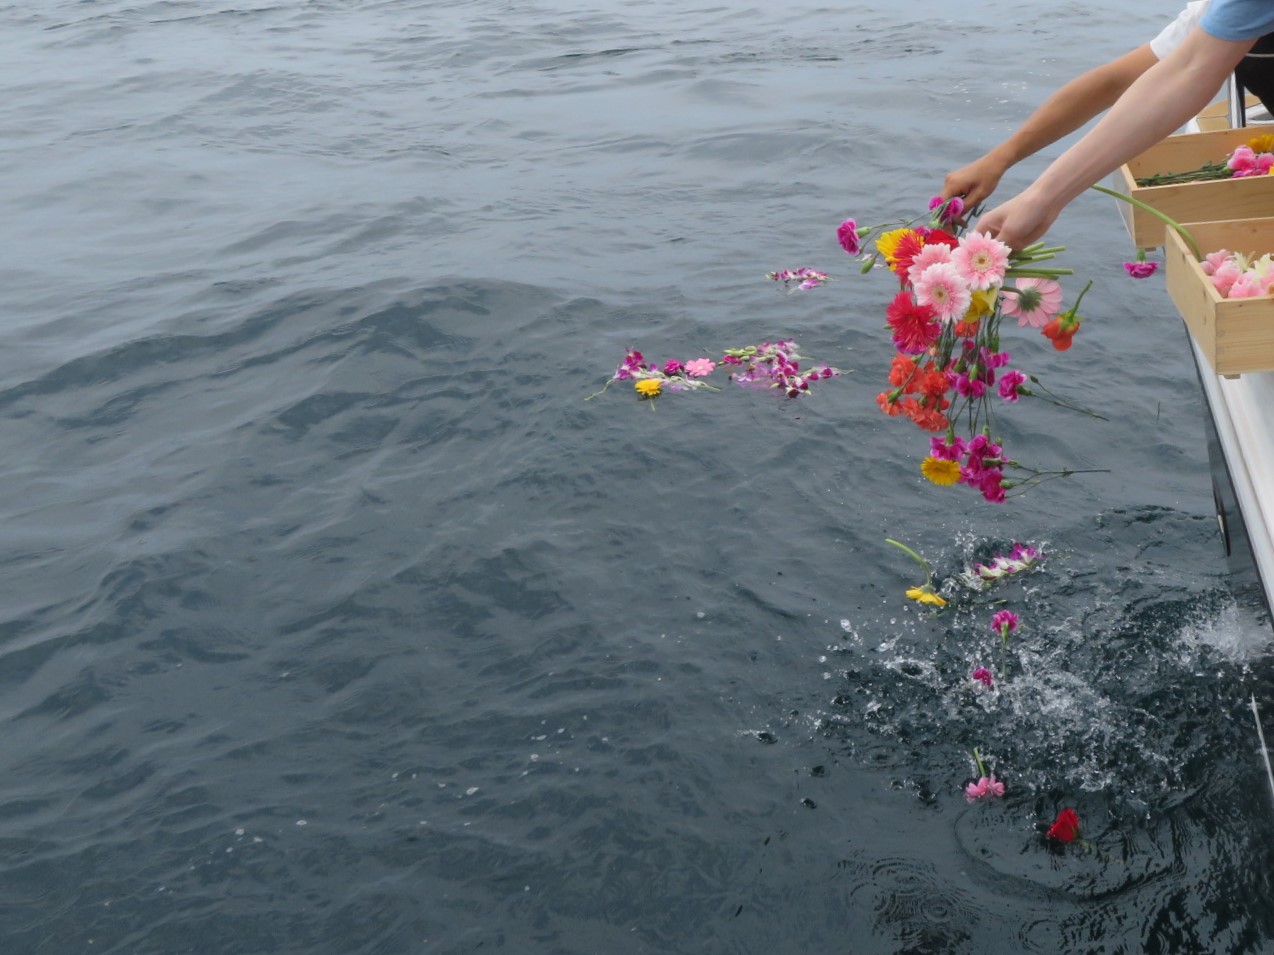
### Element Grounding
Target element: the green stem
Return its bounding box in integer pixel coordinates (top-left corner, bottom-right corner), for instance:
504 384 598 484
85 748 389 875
1090 183 1201 258
972 747 988 778
884 538 933 584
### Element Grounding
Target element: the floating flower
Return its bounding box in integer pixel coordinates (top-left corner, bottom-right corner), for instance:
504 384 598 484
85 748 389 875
904 585 946 607
920 456 960 486
684 358 716 377
635 379 662 397
951 232 1010 290
965 775 1005 801
768 267 829 291
999 278 1063 328
971 667 994 688
837 218 861 256
1047 808 1081 843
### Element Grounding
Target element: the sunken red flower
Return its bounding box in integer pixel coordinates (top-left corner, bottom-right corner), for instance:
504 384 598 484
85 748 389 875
886 292 941 354
1047 808 1081 843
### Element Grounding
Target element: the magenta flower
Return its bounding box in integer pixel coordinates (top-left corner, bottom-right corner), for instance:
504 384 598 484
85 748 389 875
971 667 994 688
1123 261 1159 279
990 610 1020 638
684 358 716 377
964 775 1005 801
928 194 965 224
837 219 861 256
929 435 966 461
663 359 684 376
997 369 1028 402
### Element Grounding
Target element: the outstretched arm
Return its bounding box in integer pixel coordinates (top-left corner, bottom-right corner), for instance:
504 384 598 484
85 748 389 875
940 44 1159 208
975 27 1253 250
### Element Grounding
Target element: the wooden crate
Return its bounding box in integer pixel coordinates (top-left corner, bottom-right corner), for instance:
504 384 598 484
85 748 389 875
1164 216 1274 377
1112 127 1274 248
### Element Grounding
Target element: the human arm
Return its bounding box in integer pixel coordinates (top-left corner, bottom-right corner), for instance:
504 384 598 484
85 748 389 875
940 44 1160 209
975 27 1254 250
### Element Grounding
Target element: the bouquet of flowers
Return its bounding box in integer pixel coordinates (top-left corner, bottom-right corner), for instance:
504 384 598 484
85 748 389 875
1134 132 1274 185
846 198 1097 502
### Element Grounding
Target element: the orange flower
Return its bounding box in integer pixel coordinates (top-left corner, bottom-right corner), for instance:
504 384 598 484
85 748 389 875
889 354 918 389
876 391 904 416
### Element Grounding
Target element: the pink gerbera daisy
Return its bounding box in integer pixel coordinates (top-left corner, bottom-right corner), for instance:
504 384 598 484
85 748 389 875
912 262 972 323
906 243 953 285
999 277 1063 328
951 232 1010 290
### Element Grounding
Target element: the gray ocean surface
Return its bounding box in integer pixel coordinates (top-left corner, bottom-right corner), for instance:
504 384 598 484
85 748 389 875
2 1 1273 952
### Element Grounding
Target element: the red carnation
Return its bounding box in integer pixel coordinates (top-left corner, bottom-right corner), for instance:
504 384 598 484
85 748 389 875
886 292 941 354
1046 808 1081 843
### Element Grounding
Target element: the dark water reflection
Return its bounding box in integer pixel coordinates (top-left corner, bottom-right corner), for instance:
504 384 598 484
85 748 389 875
1 1 1272 952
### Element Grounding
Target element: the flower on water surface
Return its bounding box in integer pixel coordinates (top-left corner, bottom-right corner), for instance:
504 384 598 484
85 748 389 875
965 775 1005 801
1047 808 1081 843
920 456 961 486
684 358 716 377
635 378 662 397
971 667 994 688
904 585 946 607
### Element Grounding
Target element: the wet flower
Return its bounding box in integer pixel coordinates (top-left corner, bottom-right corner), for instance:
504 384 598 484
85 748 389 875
662 359 684 376
920 456 960 486
1047 808 1081 843
971 667 994 688
684 358 716 377
768 267 829 291
965 775 1005 801
990 609 1020 639
904 585 946 607
837 218 861 255
635 379 662 397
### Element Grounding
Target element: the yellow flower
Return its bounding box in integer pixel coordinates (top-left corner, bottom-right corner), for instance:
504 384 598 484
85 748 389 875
1248 133 1274 154
920 456 961 486
964 287 998 321
874 227 921 268
635 378 662 397
905 586 947 607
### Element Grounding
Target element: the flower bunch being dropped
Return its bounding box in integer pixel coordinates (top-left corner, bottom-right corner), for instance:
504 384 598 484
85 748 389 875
842 198 1097 502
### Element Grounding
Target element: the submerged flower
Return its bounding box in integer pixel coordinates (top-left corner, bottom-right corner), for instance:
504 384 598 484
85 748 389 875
1047 808 1081 843
837 218 861 255
999 278 1063 327
684 358 716 377
965 775 1005 801
635 378 662 397
920 456 961 486
904 585 946 608
971 667 994 688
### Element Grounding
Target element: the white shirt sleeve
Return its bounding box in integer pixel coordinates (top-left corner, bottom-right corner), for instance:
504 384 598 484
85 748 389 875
1150 1 1210 59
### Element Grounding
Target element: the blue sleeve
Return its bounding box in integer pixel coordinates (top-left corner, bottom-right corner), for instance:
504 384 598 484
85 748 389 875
1200 0 1274 40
